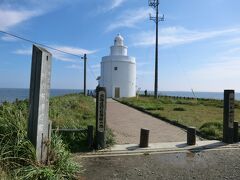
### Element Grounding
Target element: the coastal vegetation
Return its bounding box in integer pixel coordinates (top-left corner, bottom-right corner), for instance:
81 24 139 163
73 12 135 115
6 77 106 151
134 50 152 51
120 96 240 140
0 94 113 179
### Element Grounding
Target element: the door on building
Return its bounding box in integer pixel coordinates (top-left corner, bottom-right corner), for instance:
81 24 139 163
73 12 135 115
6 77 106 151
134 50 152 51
115 87 120 98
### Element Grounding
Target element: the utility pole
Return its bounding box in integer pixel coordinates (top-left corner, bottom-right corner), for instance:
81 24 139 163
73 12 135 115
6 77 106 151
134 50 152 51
149 0 164 98
81 54 87 96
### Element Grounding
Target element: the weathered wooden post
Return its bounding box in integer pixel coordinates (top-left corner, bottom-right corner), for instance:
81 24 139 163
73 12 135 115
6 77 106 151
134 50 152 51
87 125 94 149
187 127 196 145
223 90 234 144
139 128 149 148
233 121 239 143
27 45 52 163
95 86 107 149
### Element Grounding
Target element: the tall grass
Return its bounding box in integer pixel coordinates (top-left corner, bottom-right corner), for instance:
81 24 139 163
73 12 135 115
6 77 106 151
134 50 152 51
0 93 115 178
49 94 96 151
12 134 79 179
0 94 94 179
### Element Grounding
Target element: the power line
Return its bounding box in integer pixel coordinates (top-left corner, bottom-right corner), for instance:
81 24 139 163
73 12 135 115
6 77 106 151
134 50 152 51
0 30 82 58
87 61 97 80
0 29 99 80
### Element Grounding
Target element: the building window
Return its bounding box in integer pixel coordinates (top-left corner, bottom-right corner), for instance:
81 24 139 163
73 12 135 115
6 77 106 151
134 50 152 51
114 67 118 71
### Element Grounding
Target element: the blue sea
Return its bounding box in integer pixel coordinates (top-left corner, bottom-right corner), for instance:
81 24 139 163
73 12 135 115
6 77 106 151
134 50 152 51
140 90 240 100
0 88 83 103
1 88 240 103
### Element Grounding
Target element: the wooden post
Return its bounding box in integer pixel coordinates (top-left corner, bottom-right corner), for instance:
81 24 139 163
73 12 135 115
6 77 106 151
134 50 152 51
95 86 107 149
187 127 196 145
139 128 149 148
87 125 94 149
223 90 234 143
233 121 239 143
27 45 52 163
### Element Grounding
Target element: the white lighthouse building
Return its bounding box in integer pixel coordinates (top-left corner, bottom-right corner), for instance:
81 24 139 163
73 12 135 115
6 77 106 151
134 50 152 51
100 34 136 98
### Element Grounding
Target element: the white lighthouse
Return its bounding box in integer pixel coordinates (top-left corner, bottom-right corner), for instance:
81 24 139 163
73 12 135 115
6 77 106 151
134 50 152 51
100 34 136 98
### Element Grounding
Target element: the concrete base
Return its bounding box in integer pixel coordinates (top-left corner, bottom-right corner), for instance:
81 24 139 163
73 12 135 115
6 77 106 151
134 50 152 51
109 140 223 152
80 141 240 158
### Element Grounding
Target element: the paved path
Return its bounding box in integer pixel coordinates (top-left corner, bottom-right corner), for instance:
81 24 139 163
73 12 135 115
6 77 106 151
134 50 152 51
107 99 189 144
79 148 240 180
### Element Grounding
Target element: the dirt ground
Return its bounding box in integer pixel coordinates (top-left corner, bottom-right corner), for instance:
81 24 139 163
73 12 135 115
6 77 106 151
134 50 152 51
78 148 240 180
107 99 191 144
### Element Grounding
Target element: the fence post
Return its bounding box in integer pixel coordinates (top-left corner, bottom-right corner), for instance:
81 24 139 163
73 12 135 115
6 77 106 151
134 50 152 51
27 45 52 164
187 127 196 145
139 128 149 148
234 121 239 143
223 90 234 143
87 125 94 149
95 86 107 149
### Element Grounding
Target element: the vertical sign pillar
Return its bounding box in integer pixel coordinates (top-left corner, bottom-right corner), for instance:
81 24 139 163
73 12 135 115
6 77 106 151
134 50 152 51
28 45 52 163
95 86 107 149
223 90 234 143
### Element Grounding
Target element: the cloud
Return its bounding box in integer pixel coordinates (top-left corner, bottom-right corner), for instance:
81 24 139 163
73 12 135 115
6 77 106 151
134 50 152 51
53 46 97 56
106 7 153 32
187 54 240 91
132 26 240 47
191 58 240 79
137 62 149 67
91 64 100 69
223 47 240 55
0 0 79 31
1 34 18 41
109 0 126 10
137 70 154 76
0 8 41 30
66 64 82 70
99 0 126 12
14 48 32 55
13 45 97 62
52 51 77 62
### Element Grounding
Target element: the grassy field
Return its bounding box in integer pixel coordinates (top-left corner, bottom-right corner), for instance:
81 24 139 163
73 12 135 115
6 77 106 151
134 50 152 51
49 94 115 151
0 93 114 179
120 96 240 140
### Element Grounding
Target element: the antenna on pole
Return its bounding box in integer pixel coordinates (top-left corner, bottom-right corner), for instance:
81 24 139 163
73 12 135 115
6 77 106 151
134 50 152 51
148 0 164 98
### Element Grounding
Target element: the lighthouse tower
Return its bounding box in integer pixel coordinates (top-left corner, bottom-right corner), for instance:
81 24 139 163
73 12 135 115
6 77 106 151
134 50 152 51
100 34 136 98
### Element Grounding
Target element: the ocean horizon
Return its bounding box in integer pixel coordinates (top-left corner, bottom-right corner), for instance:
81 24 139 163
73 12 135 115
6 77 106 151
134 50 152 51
1 88 240 103
0 88 83 103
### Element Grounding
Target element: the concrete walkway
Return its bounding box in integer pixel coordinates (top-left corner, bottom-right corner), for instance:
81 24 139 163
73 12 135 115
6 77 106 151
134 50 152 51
107 99 191 144
79 147 240 180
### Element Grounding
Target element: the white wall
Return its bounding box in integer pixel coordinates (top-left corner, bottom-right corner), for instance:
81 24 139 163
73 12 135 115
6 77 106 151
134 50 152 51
100 56 136 98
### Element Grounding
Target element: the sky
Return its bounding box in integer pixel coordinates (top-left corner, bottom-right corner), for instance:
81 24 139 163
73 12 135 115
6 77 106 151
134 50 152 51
1 0 240 92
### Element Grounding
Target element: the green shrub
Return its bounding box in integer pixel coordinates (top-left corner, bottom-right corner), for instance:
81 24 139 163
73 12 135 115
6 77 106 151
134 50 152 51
199 122 222 140
145 107 164 111
173 107 186 111
106 128 116 147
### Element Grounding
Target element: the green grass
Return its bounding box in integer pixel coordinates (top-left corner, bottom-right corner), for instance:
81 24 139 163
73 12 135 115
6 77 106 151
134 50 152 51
0 93 114 179
49 94 96 129
120 96 240 140
0 98 79 179
49 94 96 152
